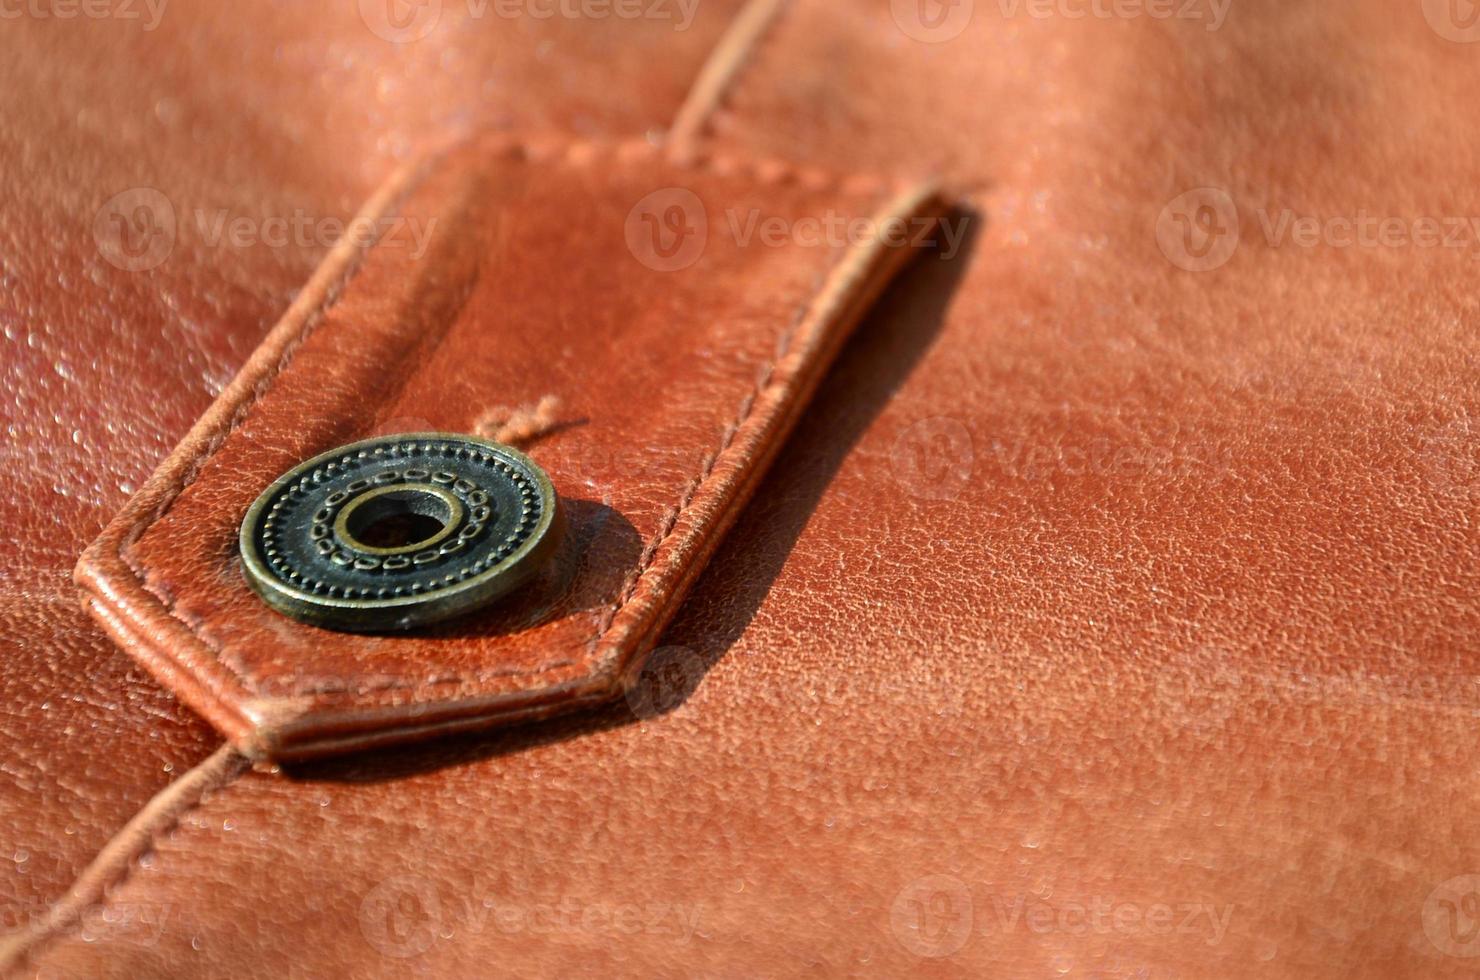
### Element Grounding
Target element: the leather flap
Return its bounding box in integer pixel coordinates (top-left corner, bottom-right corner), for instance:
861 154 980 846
76 134 944 760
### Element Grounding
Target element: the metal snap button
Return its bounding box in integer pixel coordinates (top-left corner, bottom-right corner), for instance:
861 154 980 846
239 433 561 632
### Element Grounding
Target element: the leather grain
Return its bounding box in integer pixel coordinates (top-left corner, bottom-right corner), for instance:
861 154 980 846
76 134 942 759
6 0 1480 976
0 0 741 950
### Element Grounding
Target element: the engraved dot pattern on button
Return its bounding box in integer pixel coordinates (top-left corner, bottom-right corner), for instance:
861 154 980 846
239 433 561 632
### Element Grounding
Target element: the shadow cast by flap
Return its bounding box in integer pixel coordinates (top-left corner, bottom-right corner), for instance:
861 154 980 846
425 496 640 640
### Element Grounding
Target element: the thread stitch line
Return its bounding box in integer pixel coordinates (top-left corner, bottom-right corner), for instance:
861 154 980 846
100 138 891 709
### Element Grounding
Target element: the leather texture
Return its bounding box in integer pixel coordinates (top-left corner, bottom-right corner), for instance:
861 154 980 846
5 0 1480 977
76 133 942 759
0 0 743 953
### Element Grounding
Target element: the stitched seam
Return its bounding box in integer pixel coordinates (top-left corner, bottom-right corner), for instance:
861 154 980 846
700 0 795 146
702 7 793 147
110 156 442 698
587 302 805 651
258 263 822 695
108 137 889 700
667 0 794 154
269 254 833 696
116 161 438 554
4 749 248 976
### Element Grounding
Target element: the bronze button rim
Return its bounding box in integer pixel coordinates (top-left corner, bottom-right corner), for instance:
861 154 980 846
238 433 561 632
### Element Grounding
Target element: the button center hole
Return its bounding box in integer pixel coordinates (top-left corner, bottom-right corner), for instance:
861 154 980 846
344 489 452 551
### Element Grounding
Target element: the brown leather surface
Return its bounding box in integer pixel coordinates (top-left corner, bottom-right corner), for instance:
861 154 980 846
0 0 741 950
6 0 1480 977
77 133 942 759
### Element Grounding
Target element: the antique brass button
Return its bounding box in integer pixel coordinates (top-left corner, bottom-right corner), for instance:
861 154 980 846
239 433 561 632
